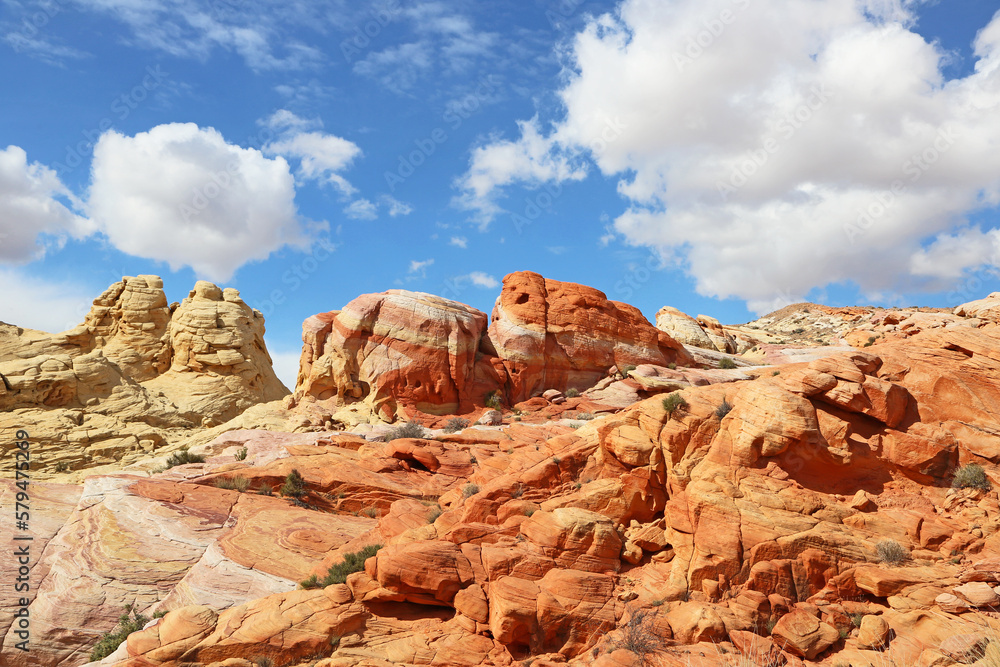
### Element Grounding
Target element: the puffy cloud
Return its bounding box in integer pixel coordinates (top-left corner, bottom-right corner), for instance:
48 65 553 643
458 0 1000 311
408 258 434 276
344 198 378 220
449 236 468 248
89 123 315 282
455 117 587 224
467 271 499 288
265 129 361 195
381 194 413 217
0 145 90 263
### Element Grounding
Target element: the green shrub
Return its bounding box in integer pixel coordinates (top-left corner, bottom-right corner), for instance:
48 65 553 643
214 475 250 492
163 448 205 469
463 483 480 497
256 485 274 496
718 357 737 369
953 463 991 491
90 605 149 661
667 362 677 370
864 336 877 347
234 447 248 461
361 507 378 518
484 390 503 410
443 417 471 433
552 456 562 465
300 545 382 588
715 399 733 419
280 469 307 498
620 364 637 375
662 392 688 418
875 539 909 565
565 388 580 398
772 370 780 376
388 421 426 440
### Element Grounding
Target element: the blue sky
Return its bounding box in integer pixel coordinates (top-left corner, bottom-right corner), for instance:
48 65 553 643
2 0 1000 388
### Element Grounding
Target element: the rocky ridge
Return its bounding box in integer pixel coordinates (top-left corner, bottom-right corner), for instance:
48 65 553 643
4 274 1000 667
0 276 288 480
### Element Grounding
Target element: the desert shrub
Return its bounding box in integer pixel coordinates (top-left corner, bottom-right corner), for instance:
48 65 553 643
484 390 503 409
718 357 738 369
152 609 168 619
361 507 378 518
214 475 250 492
164 448 205 469
234 447 248 461
662 392 688 417
875 539 909 565
55 461 70 472
280 469 307 498
552 456 562 465
848 612 865 628
463 483 480 497
715 399 734 419
442 417 471 433
511 484 524 498
90 605 149 661
772 370 780 376
301 545 382 588
565 387 580 398
864 336 877 347
256 485 274 496
620 363 637 375
253 657 274 667
427 505 443 523
575 412 596 420
388 421 426 440
610 607 666 664
953 463 991 491
667 362 677 370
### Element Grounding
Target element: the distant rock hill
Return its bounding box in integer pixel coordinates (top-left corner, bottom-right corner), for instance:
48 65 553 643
0 276 288 478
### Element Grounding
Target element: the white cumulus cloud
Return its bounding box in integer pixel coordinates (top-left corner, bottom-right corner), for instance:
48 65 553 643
89 122 316 283
0 268 94 333
467 271 499 288
458 0 1000 311
0 145 90 263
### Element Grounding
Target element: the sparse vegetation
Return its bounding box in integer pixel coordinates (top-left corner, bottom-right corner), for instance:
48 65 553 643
791 327 805 334
667 362 677 370
662 392 688 418
718 357 737 369
772 370 780 376
214 475 250 492
388 421 426 440
953 463 992 491
256 485 274 496
427 505 443 523
234 447 248 461
252 658 274 667
875 539 909 565
620 363 637 375
90 605 149 661
575 412 595 420
443 417 471 433
715 399 733 419
552 456 562 465
848 612 865 628
360 507 378 518
152 609 168 619
463 483 480 497
565 388 580 398
163 448 205 469
511 484 524 498
864 336 877 347
300 545 382 589
55 461 70 472
609 607 666 664
484 390 503 410
280 469 307 498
